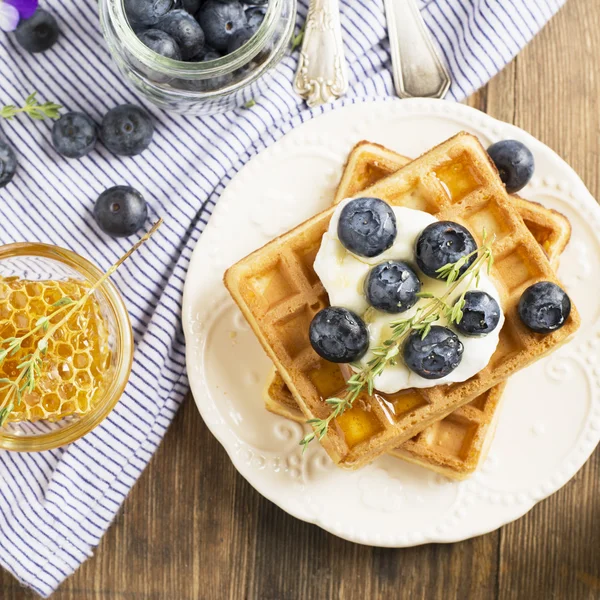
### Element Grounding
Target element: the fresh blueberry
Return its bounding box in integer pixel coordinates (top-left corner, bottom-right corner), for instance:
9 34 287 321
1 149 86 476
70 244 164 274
227 25 254 53
454 291 501 336
15 10 60 53
309 307 369 363
245 6 266 31
403 326 464 379
155 9 205 60
94 186 148 237
52 112 97 159
197 0 246 52
365 261 421 314
0 141 17 189
518 281 571 333
190 46 221 61
487 140 535 194
337 198 397 258
101 104 154 156
415 221 477 279
138 29 182 60
124 0 173 25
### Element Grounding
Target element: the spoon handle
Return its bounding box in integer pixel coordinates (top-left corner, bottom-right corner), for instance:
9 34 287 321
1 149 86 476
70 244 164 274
293 0 349 107
384 0 451 98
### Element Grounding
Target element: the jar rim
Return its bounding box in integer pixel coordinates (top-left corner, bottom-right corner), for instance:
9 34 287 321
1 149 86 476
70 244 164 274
106 0 285 78
0 242 134 452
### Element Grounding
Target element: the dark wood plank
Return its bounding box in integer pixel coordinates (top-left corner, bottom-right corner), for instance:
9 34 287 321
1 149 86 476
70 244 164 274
1 1 598 599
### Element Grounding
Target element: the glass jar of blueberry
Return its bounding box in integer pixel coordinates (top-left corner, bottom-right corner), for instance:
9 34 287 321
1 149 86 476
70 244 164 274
99 0 295 114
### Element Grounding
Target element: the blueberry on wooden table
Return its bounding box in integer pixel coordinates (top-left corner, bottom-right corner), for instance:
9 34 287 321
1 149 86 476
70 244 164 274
155 9 205 60
365 261 421 314
138 29 182 60
518 281 571 333
454 290 501 336
52 112 97 159
337 197 397 258
487 140 535 194
94 186 148 237
403 326 464 379
15 9 59 53
415 221 477 279
0 140 17 188
101 104 154 156
309 307 369 363
197 0 247 52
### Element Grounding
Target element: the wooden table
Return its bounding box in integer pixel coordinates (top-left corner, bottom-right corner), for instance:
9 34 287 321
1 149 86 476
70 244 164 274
2 2 600 598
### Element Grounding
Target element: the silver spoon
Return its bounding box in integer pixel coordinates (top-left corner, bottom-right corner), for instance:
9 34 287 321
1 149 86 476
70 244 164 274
293 0 349 107
384 0 451 99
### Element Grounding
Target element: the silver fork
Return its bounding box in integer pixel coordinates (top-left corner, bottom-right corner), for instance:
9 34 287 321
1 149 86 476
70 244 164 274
293 0 349 107
384 0 451 98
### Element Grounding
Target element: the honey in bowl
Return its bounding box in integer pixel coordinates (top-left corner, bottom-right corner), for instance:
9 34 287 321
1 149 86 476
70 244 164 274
0 276 112 424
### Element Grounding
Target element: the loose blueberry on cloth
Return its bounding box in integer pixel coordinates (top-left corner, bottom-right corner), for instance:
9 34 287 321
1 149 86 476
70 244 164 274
0 0 566 595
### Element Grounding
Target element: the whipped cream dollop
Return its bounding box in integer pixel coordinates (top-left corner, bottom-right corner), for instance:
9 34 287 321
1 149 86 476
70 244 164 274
313 199 504 393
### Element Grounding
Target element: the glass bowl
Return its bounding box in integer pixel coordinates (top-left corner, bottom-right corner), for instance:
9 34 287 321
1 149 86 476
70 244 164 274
99 0 296 114
0 243 133 452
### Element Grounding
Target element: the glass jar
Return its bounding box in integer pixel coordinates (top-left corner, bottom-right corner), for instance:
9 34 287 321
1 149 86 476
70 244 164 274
0 243 133 452
99 0 296 114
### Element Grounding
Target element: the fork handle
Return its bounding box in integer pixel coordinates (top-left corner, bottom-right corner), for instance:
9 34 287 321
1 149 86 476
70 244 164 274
384 0 451 99
293 0 349 108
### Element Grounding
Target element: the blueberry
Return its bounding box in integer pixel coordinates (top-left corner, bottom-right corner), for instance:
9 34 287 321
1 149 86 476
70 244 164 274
365 261 421 314
337 198 396 258
101 104 154 156
0 141 17 189
190 46 221 61
454 291 501 336
51 112 97 159
518 281 571 333
245 6 266 31
197 0 246 52
309 307 369 363
415 221 477 279
487 140 535 194
155 9 204 60
138 29 182 60
124 0 173 25
227 25 254 53
15 10 60 53
403 326 464 379
94 186 148 237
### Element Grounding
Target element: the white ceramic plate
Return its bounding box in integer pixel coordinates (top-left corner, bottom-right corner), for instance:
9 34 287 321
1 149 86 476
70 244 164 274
182 98 600 547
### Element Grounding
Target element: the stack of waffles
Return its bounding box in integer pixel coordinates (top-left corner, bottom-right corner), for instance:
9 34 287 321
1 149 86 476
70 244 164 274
225 133 579 478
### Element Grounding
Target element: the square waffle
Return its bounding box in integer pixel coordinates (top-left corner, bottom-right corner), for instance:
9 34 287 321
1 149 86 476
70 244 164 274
224 132 580 469
262 141 571 479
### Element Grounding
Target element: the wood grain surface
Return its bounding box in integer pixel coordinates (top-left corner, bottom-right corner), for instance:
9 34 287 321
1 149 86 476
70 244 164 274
2 1 600 598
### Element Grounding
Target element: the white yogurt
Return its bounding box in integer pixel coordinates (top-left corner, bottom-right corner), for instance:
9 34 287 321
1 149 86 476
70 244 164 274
313 199 504 393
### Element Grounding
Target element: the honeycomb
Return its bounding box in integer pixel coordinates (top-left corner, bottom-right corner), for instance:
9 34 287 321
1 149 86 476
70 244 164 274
0 276 112 423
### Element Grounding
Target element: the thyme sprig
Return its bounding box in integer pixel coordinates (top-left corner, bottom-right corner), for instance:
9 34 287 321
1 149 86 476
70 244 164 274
0 92 62 121
0 219 163 426
300 231 495 451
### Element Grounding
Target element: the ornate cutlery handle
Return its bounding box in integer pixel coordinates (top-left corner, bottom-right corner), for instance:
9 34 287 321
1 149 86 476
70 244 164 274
384 0 451 99
293 0 349 108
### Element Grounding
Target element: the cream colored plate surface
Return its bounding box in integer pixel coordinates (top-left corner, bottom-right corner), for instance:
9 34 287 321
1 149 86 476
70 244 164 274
182 98 600 547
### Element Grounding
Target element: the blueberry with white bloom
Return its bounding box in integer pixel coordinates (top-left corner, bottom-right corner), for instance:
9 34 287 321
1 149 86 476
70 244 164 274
518 281 571 333
124 0 172 25
101 104 154 156
487 140 535 194
138 29 182 60
454 291 501 336
337 197 397 258
155 9 205 60
197 0 246 52
0 140 17 188
15 9 59 53
52 112 97 159
94 186 148 237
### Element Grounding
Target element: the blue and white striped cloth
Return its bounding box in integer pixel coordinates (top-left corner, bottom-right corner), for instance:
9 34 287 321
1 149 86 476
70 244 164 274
0 0 565 595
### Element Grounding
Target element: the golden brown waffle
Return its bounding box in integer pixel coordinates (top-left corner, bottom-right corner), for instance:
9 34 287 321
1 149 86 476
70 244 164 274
261 141 571 479
225 132 580 469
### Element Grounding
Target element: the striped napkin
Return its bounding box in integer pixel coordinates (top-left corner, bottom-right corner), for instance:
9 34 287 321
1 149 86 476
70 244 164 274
0 0 566 595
